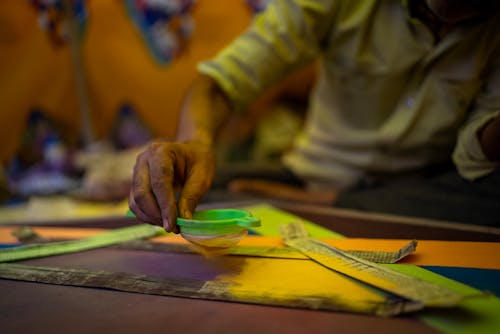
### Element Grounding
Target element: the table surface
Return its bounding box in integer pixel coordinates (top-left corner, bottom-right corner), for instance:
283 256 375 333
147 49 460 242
1 200 498 334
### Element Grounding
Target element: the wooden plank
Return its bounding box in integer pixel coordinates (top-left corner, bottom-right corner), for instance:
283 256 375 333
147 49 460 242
0 263 418 316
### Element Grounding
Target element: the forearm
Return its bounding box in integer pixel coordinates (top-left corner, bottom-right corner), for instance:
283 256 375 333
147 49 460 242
479 115 500 162
176 74 232 146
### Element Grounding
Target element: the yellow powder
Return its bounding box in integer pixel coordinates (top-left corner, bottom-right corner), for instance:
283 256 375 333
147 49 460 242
213 256 400 314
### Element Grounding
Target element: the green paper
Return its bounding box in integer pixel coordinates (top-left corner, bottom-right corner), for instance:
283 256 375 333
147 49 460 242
244 204 344 238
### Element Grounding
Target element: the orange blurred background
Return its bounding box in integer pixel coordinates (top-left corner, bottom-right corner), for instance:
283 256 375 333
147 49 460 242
0 0 253 163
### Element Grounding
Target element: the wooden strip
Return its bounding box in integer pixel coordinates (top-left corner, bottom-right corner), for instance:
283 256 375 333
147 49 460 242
8 227 417 263
0 225 165 263
0 263 420 316
115 241 416 263
113 241 308 259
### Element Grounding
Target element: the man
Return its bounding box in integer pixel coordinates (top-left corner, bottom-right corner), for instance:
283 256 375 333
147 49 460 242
129 0 500 232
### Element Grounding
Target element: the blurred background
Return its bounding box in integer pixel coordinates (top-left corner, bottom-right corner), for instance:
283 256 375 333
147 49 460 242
0 0 315 208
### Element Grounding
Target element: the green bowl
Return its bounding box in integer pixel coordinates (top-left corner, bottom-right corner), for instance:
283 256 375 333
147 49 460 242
177 209 260 235
127 208 260 249
177 209 260 248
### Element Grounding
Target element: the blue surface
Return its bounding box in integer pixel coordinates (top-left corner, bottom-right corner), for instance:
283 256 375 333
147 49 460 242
0 244 20 249
247 229 260 235
422 266 500 297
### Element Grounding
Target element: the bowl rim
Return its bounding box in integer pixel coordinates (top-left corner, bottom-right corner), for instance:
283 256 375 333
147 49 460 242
176 209 260 228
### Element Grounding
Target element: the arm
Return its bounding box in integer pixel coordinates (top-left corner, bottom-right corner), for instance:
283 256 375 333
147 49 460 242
176 75 232 146
129 75 231 232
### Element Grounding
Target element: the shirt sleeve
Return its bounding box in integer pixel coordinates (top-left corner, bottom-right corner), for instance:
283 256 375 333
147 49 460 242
197 0 339 110
453 55 500 180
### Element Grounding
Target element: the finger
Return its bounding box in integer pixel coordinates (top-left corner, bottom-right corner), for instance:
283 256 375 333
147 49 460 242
178 161 214 220
130 151 162 225
148 143 179 233
128 191 155 225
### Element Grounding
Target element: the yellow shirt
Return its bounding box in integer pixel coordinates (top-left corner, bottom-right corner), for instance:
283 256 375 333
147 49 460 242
199 0 500 189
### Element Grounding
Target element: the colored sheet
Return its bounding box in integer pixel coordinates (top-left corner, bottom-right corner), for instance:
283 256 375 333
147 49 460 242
1 227 498 270
245 204 344 238
422 266 500 297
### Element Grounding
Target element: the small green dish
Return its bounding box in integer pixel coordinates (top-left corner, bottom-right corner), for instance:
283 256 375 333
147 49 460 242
177 209 260 249
176 209 260 235
127 208 260 250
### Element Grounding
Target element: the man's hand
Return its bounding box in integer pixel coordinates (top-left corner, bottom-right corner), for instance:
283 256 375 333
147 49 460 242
479 115 500 162
129 140 215 233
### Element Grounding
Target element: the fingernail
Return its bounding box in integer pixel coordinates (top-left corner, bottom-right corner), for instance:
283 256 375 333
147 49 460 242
162 218 170 231
183 210 192 219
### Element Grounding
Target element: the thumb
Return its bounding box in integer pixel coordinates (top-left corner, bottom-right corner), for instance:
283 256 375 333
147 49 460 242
178 166 213 219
